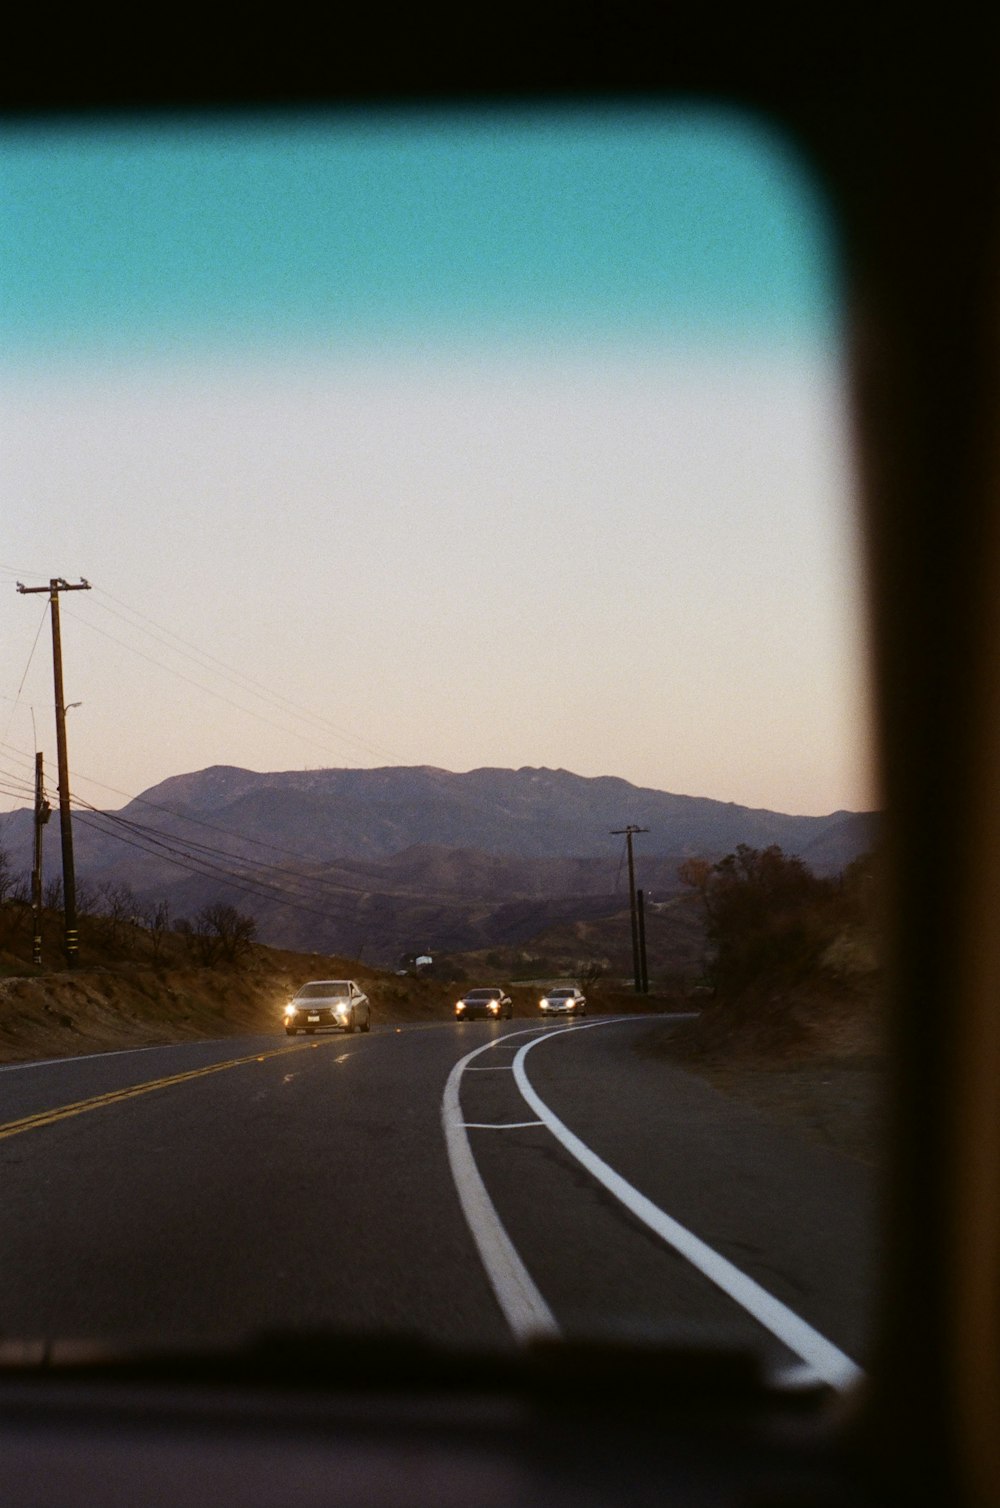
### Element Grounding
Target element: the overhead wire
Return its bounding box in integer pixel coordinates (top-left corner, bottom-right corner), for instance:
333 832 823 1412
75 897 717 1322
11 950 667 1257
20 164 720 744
89 585 401 762
0 743 385 920
68 587 400 765
69 791 379 914
68 807 367 927
0 575 421 934
614 833 628 894
1 739 380 875
62 608 384 769
0 746 37 803
3 574 403 842
0 596 49 748
1 745 371 927
0 735 391 919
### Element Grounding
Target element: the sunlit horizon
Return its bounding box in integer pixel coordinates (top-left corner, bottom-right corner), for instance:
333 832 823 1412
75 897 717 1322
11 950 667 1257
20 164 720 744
1 106 873 824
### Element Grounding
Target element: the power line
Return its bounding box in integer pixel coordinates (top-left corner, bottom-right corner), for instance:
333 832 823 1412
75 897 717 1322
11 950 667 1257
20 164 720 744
64 608 389 768
68 589 398 764
70 793 377 912
69 807 368 929
0 598 49 748
1 739 374 890
89 586 401 762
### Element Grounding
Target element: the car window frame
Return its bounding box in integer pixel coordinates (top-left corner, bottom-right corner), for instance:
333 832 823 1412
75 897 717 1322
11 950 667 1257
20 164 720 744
5 30 1000 1504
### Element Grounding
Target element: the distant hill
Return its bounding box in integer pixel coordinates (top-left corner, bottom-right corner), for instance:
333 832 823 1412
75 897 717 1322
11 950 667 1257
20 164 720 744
0 764 877 966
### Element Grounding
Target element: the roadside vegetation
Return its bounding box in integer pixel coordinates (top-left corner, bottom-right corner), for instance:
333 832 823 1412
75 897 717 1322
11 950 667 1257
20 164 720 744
674 844 881 1057
0 853 665 1064
0 840 885 1163
653 845 884 1162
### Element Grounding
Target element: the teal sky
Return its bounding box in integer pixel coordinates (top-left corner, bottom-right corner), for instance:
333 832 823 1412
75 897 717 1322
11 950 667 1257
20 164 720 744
1 108 835 358
0 106 869 822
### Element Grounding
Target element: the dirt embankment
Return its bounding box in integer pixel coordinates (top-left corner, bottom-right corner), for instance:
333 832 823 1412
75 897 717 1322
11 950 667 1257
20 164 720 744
0 954 457 1064
0 941 672 1066
646 976 885 1165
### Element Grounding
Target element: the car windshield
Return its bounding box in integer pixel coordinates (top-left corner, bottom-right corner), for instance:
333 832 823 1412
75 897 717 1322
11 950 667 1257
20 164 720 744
0 104 877 1398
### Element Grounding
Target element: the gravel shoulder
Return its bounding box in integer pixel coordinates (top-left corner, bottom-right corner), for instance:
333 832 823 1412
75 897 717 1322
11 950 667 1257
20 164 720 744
681 1056 884 1165
636 989 885 1167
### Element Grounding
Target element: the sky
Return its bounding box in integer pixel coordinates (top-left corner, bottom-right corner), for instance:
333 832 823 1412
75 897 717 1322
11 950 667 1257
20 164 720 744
0 104 874 821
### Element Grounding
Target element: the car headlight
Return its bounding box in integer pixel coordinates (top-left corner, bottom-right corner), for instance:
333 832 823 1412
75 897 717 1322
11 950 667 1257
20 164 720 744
284 1003 296 1016
489 1002 500 1013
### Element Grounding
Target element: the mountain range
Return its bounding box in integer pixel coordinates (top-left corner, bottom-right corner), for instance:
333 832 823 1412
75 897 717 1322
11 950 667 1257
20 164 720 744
0 764 877 968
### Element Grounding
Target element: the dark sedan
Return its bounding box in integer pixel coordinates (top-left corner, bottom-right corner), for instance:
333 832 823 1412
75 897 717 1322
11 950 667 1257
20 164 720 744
454 988 513 1021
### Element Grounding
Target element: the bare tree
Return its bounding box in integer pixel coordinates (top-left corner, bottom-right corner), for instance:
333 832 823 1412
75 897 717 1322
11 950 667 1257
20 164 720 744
578 958 605 990
0 846 31 948
4 876 31 906
142 898 172 962
94 880 140 953
191 902 257 967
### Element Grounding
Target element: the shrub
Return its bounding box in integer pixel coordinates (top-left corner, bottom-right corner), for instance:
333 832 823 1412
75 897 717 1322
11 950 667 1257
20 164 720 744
190 902 257 967
681 844 841 996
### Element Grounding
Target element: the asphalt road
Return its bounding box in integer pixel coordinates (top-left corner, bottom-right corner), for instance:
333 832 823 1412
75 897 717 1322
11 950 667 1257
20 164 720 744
0 1017 875 1386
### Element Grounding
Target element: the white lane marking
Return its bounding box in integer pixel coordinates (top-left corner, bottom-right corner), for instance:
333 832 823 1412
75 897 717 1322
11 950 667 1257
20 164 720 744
441 1029 561 1341
0 1035 296 1074
0 1043 200 1073
510 1024 864 1393
462 1121 545 1130
466 1065 514 1072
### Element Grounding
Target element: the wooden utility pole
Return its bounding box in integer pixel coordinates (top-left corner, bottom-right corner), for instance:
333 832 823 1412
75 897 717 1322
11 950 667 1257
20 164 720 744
16 577 91 966
611 825 648 993
636 886 649 994
30 751 51 967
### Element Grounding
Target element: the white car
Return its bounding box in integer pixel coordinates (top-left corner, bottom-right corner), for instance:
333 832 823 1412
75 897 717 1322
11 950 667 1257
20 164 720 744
538 986 586 1017
283 980 372 1035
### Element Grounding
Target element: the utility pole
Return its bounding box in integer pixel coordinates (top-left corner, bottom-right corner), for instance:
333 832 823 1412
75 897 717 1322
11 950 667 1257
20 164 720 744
17 577 91 966
31 751 51 967
636 887 649 994
611 825 648 993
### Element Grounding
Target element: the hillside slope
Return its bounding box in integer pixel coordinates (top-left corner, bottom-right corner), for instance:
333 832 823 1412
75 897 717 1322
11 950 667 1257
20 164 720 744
0 764 876 965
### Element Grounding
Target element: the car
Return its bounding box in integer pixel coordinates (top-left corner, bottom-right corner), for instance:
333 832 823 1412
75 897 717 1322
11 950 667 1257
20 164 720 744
283 980 371 1035
538 986 586 1017
454 987 513 1020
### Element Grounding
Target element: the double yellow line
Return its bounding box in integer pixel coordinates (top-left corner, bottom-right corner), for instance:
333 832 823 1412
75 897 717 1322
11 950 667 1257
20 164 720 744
0 1039 336 1143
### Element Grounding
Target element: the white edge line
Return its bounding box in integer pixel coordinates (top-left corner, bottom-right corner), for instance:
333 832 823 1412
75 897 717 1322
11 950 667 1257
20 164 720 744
441 1029 560 1342
0 1034 293 1074
511 1024 865 1394
0 1042 215 1073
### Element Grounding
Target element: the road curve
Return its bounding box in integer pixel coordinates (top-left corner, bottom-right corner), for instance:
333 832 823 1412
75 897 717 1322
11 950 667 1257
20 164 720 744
0 1017 875 1379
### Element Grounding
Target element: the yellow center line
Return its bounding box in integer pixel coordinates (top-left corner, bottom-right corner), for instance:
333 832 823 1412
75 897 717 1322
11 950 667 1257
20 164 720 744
0 1039 338 1143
